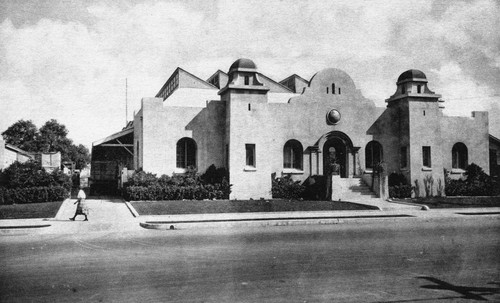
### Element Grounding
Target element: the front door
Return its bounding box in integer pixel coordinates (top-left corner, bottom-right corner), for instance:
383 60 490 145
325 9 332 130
323 137 347 178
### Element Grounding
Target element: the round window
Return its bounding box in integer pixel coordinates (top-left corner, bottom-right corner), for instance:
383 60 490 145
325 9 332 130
326 109 341 125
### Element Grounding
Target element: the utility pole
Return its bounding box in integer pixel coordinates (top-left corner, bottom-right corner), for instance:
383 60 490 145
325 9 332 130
125 78 128 125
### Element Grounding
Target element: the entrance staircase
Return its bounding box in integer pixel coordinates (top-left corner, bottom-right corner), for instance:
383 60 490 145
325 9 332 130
332 177 377 202
332 177 420 210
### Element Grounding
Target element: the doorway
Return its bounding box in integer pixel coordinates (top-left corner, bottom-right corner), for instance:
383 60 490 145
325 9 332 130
323 137 348 178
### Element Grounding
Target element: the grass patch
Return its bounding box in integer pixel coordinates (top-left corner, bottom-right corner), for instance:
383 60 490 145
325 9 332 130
0 201 63 219
410 196 500 209
131 199 377 215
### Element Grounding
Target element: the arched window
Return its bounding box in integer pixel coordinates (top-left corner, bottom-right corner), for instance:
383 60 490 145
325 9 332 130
283 140 303 170
365 141 383 169
452 142 468 169
176 138 197 169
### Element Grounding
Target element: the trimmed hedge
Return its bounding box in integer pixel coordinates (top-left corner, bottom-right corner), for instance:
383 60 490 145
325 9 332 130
122 165 231 201
0 186 68 205
124 183 230 201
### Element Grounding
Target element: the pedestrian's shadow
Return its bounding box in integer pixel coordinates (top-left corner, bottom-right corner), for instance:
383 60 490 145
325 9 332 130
417 276 500 301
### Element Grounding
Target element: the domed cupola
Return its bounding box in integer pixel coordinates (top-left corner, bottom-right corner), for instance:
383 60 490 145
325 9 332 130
229 58 258 73
386 69 441 104
397 69 427 84
218 58 269 95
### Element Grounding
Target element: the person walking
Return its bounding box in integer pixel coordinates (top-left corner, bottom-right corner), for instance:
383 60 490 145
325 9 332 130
70 187 89 221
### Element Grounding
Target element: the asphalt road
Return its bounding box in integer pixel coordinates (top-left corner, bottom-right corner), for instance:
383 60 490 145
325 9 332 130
1 217 499 302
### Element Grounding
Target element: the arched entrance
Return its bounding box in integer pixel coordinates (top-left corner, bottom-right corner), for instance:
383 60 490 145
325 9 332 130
321 132 353 178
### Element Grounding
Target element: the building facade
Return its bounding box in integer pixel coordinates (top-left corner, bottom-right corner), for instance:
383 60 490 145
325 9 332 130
120 58 490 199
0 138 61 172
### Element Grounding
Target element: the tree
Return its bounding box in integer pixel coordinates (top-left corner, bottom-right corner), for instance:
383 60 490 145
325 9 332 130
1 120 39 152
67 144 91 169
38 119 72 154
1 119 90 169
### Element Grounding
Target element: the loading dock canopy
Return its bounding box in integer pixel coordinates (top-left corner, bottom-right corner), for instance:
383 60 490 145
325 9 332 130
93 127 134 151
91 126 134 195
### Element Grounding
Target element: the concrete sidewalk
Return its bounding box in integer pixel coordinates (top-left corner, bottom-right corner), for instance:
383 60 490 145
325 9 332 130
0 197 142 234
1 195 499 234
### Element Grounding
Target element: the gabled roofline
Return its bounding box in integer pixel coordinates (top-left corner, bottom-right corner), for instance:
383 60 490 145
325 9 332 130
156 67 181 97
156 67 217 98
279 74 309 84
257 73 294 93
206 70 228 83
178 67 218 89
5 144 32 157
93 128 134 147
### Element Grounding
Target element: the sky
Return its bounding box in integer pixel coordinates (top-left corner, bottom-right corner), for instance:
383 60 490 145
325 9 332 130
1 0 499 148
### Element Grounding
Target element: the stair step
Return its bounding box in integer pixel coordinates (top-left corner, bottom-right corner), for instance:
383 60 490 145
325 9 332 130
332 178 379 201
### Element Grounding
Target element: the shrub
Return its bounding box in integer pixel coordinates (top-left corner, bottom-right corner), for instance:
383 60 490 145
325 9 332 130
201 165 228 185
122 165 231 201
0 160 71 204
0 186 68 205
389 185 413 199
388 173 408 186
272 176 305 200
301 175 327 200
124 170 159 187
445 163 499 196
0 160 71 190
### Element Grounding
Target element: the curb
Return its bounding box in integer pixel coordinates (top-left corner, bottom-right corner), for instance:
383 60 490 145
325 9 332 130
387 199 429 210
344 201 382 211
0 224 51 230
124 201 140 217
139 214 414 230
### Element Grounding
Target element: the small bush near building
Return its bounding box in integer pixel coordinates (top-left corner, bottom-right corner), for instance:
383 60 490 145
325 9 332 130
271 176 305 200
388 172 413 199
389 185 413 199
122 165 231 201
301 175 327 200
0 160 71 205
445 163 499 196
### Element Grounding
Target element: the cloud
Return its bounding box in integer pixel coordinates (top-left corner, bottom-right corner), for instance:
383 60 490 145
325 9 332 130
0 0 499 146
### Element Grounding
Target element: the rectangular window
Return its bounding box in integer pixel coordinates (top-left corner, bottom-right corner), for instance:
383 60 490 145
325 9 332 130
417 85 421 93
422 146 431 168
400 146 407 168
246 144 255 167
244 76 250 85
